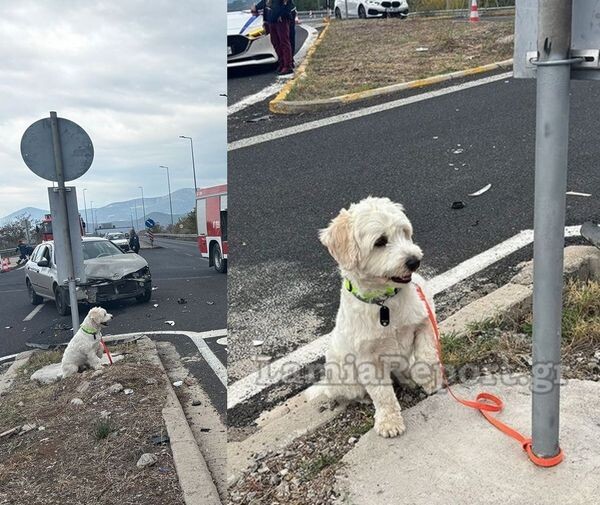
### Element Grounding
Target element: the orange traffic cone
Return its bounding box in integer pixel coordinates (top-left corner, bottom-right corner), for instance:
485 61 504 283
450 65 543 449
469 0 480 22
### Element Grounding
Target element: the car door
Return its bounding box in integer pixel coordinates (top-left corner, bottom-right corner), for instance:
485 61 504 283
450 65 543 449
26 245 43 291
38 244 56 297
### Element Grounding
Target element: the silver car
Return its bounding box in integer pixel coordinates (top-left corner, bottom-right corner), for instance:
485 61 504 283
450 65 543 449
25 237 152 315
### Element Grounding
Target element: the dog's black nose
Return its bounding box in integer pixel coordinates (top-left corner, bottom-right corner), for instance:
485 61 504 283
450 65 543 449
406 257 421 272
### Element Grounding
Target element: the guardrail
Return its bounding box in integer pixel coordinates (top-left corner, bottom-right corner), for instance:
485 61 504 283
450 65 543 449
150 233 198 242
0 248 16 258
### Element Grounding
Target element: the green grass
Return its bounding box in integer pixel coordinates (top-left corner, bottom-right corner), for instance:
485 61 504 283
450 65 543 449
301 453 340 481
94 419 112 440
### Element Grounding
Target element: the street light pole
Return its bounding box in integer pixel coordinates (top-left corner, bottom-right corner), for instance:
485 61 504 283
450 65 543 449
531 0 573 460
82 188 89 235
90 201 95 234
139 186 146 225
159 165 174 228
179 135 197 195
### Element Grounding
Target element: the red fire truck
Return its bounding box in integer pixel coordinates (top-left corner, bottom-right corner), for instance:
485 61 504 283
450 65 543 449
196 184 227 273
39 214 85 241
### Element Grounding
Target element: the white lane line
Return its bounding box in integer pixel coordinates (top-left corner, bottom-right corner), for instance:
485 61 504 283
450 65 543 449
227 225 581 409
189 333 227 388
227 25 318 116
0 353 19 363
228 72 513 152
23 302 46 322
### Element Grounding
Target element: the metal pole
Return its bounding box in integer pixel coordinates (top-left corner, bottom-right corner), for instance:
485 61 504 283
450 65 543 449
160 165 174 228
82 188 89 235
531 0 572 459
49 111 80 335
344 0 348 18
139 186 146 224
90 201 94 234
180 136 198 194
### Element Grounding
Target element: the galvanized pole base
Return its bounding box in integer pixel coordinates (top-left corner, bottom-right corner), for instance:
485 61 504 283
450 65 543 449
531 0 572 459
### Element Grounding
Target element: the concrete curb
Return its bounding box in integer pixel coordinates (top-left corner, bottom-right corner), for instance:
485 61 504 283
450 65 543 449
269 29 513 115
138 337 222 505
0 351 35 396
227 246 600 484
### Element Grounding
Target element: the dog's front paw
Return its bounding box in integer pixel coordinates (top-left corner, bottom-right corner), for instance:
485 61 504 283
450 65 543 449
374 411 405 438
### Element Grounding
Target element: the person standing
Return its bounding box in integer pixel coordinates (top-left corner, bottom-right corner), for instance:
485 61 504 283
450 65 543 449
253 0 295 76
15 240 30 265
129 229 140 254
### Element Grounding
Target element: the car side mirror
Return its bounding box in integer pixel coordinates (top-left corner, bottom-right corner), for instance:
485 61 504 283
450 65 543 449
37 259 49 267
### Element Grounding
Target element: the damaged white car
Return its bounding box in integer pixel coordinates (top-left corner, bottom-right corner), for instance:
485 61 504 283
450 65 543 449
25 237 152 315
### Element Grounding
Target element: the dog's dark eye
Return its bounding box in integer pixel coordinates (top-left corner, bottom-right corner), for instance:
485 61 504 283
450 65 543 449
374 236 388 247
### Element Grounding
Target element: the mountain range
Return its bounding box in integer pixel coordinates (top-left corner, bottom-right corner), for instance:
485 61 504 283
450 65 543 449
1 188 196 229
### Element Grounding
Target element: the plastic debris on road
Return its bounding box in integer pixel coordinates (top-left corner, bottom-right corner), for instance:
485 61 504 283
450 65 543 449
468 183 492 197
566 191 591 197
177 298 187 304
164 321 175 326
252 340 264 346
451 201 465 210
172 380 183 387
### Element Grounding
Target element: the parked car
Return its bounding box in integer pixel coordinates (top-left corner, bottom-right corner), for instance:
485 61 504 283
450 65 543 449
334 0 409 19
25 237 152 315
106 232 130 251
228 0 277 67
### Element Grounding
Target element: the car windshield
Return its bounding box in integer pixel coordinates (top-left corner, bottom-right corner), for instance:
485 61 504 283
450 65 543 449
83 240 124 260
228 0 255 12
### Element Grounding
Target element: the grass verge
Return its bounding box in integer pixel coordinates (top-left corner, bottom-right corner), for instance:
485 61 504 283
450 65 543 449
287 17 514 101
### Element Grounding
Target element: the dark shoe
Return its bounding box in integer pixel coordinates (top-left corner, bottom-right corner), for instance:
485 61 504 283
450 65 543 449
278 68 293 76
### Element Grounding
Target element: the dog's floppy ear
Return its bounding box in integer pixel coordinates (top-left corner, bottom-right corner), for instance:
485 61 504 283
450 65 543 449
319 209 359 270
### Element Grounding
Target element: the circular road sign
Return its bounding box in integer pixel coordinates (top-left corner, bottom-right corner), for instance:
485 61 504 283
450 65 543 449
145 218 155 229
20 117 94 182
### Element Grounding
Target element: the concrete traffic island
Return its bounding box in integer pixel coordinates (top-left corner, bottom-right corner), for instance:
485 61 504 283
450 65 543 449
335 376 600 504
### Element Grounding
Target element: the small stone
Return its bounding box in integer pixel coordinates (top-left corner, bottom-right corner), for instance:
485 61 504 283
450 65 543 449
17 401 24 407
191 400 202 406
38 426 46 431
348 437 358 444
269 474 280 486
279 468 289 476
19 423 37 435
146 378 158 385
76 381 91 394
108 383 123 394
91 369 104 378
71 398 84 406
172 381 183 387
257 464 270 474
136 453 158 469
123 388 134 395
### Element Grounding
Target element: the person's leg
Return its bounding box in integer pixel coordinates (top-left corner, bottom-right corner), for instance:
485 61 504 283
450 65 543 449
289 19 296 68
276 19 292 73
270 24 283 71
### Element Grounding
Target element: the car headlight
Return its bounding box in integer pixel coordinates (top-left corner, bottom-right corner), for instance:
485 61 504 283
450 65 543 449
247 27 266 39
130 266 150 279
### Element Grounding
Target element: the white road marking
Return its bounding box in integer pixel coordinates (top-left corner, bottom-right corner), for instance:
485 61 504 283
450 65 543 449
23 302 46 322
0 353 19 363
188 333 227 388
227 25 318 116
227 225 581 409
228 72 513 152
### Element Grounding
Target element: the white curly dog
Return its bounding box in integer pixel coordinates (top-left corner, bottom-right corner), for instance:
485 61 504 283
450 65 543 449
311 197 442 438
61 306 113 377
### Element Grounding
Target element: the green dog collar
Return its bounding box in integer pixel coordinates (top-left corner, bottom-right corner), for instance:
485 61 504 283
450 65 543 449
343 279 398 305
81 326 97 338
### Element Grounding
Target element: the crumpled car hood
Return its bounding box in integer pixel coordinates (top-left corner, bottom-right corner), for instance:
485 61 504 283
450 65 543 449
84 254 148 280
228 11 262 35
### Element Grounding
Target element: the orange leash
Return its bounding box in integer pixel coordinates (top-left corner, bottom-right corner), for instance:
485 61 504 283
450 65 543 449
100 338 113 365
414 284 564 467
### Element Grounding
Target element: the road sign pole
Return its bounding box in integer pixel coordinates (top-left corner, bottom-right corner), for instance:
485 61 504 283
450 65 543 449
49 111 80 335
531 0 573 459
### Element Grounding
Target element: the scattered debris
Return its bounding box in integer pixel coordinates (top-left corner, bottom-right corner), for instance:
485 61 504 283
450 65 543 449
38 426 45 431
206 301 215 305
200 428 211 433
146 378 158 385
153 304 159 308
415 47 429 52
5 326 11 329
19 423 37 435
216 337 227 346
246 114 271 123
452 148 464 154
468 183 492 197
108 383 124 394
433 136 438 139
348 437 358 444
136 453 158 469
70 398 84 406
164 321 175 326
0 426 20 439
566 191 591 197
151 286 158 291
124 388 134 395
451 201 465 210
150 434 170 445
252 340 264 347
177 298 187 305
191 400 202 406
172 380 183 387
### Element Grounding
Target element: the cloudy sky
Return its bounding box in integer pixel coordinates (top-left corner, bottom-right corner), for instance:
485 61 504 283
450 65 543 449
0 0 226 218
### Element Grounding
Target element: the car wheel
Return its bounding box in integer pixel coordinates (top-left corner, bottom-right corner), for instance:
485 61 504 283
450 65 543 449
212 243 227 274
136 283 152 303
335 7 342 19
358 5 367 18
54 285 70 316
27 279 43 305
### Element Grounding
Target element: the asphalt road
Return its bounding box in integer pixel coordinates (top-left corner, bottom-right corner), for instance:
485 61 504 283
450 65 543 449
227 74 600 381
0 241 226 358
227 25 309 106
